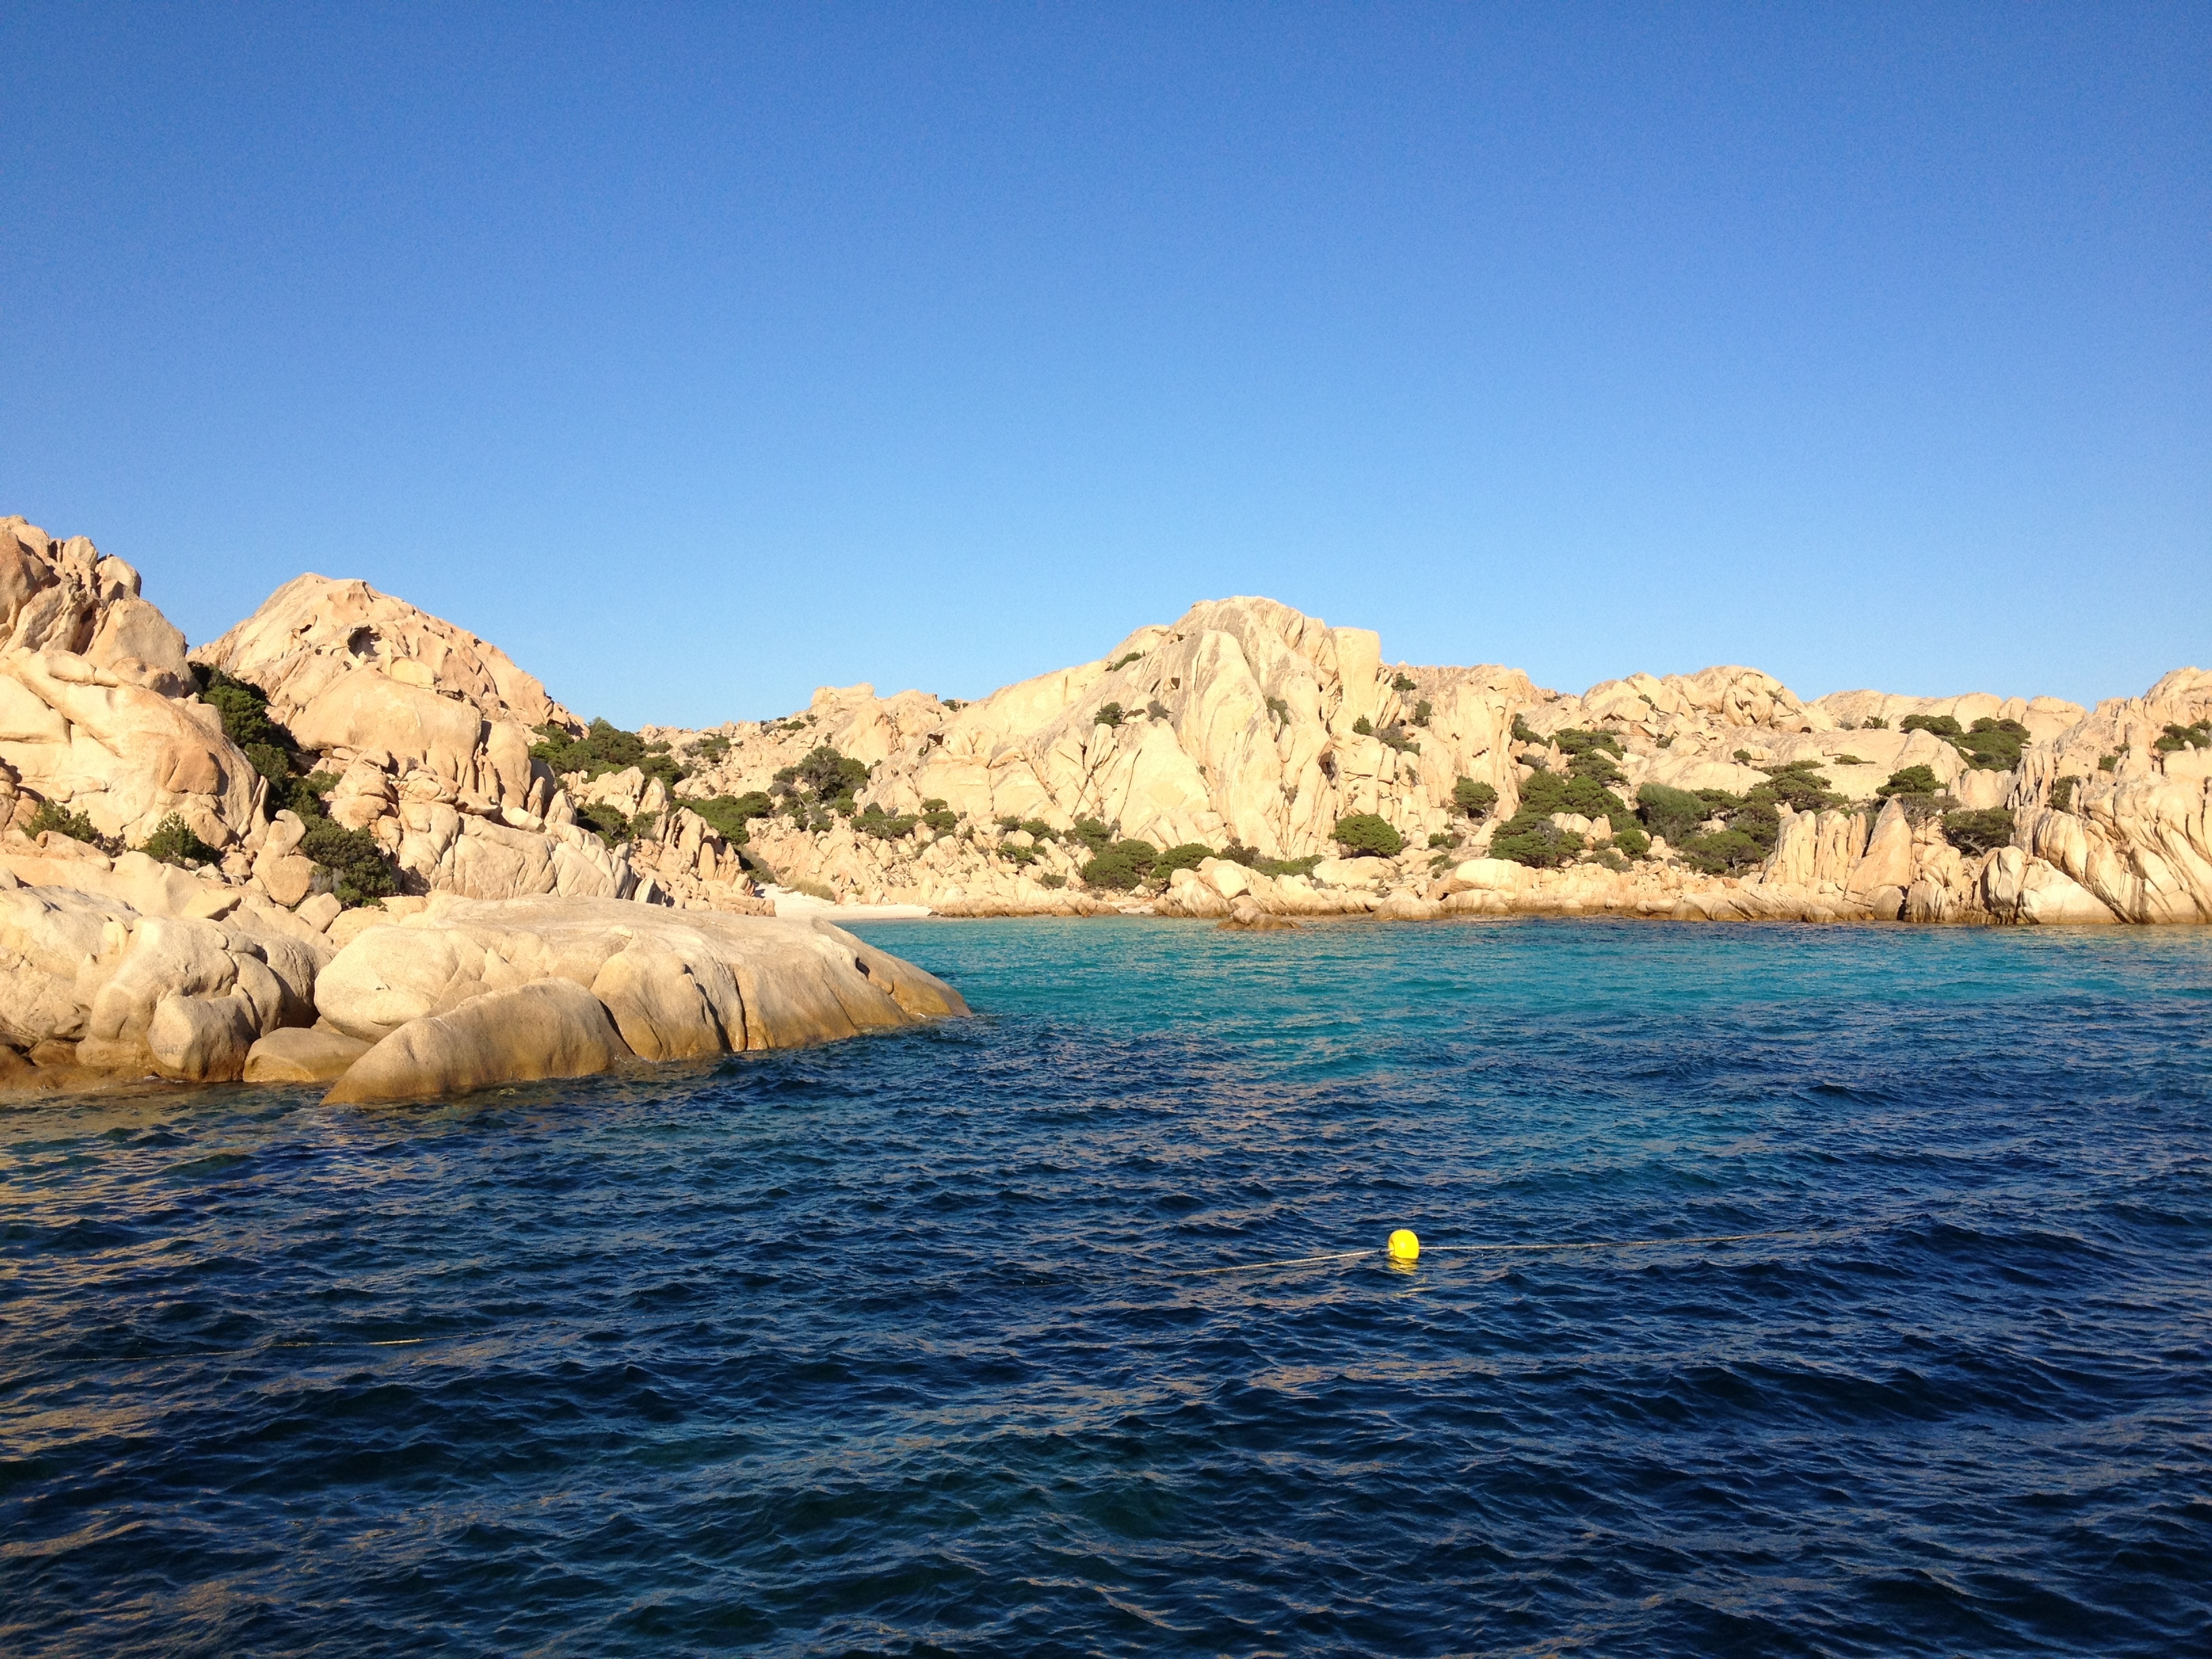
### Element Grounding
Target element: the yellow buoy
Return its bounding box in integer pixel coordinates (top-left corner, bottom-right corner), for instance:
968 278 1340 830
1387 1228 1420 1263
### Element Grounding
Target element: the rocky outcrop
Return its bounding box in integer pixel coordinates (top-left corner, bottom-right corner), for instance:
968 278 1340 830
1 516 260 848
649 596 2210 929
307 896 967 1101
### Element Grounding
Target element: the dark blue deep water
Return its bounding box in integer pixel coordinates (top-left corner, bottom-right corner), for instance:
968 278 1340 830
5 918 2211 1656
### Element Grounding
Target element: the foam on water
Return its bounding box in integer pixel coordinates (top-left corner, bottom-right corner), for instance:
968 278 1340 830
4 918 2211 1655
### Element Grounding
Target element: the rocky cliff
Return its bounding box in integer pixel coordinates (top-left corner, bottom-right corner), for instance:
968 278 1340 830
649 595 2209 927
1 519 962 1099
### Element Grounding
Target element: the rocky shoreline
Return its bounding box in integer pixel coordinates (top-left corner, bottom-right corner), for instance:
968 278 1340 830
4 509 2208 1099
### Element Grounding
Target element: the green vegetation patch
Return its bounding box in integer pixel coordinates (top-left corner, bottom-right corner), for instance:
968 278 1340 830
1452 777 1500 819
2154 720 2211 753
26 798 107 848
1942 808 2016 857
687 790 773 844
532 718 687 788
1081 838 1158 890
139 813 216 868
1331 813 1405 858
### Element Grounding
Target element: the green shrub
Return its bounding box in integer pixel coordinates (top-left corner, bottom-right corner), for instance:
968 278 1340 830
1900 714 1963 739
920 798 958 833
1877 764 1943 798
194 665 287 752
1636 783 1708 845
138 813 216 867
1331 813 1404 857
298 820 396 906
1835 753 1867 766
1002 843 1038 866
1862 715 1889 729
1107 652 1143 672
1071 817 1113 852
2049 777 2078 813
689 734 731 764
1375 722 1417 754
1092 702 1125 729
687 791 773 843
855 802 920 840
1265 695 1290 724
1942 808 2015 857
1957 718 2028 770
1733 747 1755 764
1511 714 1540 745
1352 715 1374 736
1412 699 1433 727
1490 819 1584 868
1758 761 1845 812
1427 831 1460 849
1556 728 1624 759
1612 822 1651 858
1153 842 1212 877
27 798 106 846
2154 720 2212 753
1019 818 1057 840
574 800 633 844
2098 752 2118 772
1453 778 1500 819
531 717 687 786
1080 838 1158 890
1256 853 1322 877
1390 672 1417 694
1039 873 1067 888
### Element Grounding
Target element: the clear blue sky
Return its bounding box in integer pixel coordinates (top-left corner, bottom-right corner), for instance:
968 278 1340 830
3 3 2205 725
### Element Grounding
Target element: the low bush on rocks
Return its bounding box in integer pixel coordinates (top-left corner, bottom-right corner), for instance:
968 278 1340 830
1452 777 1500 820
1511 714 1542 745
1900 714 2030 771
1352 715 1374 736
575 800 634 845
27 798 108 848
1081 839 1158 890
1412 699 1433 727
2049 777 2079 813
1390 672 1418 693
856 802 920 840
1107 652 1143 672
299 820 396 905
2155 720 2212 753
1094 703 1126 728
1332 813 1405 857
920 798 958 834
1374 722 1418 754
1071 817 1113 853
1490 818 1583 868
1257 853 1322 878
688 734 731 764
1757 759 1846 813
532 718 688 787
1942 807 2016 857
688 791 773 844
1153 842 1213 877
1877 764 1943 798
139 813 216 867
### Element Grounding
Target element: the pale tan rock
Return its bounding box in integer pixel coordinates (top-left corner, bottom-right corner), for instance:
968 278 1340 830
243 1026 373 1082
294 892 343 933
190 572 577 736
312 897 964 1055
148 991 260 1082
326 978 634 1103
590 941 735 1060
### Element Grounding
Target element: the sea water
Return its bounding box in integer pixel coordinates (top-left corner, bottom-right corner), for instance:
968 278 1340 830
3 917 2209 1656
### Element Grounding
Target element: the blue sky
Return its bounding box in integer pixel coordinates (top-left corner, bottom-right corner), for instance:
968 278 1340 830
3 4 2205 725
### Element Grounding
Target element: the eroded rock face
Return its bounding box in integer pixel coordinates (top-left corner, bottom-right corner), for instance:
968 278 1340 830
1 517 259 848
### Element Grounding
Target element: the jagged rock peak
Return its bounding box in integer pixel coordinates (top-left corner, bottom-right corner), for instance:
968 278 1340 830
191 571 579 735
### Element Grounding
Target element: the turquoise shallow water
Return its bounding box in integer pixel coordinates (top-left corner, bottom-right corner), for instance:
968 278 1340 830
3 916 2211 1655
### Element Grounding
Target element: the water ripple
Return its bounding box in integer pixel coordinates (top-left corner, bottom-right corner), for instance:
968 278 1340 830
3 918 2209 1655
